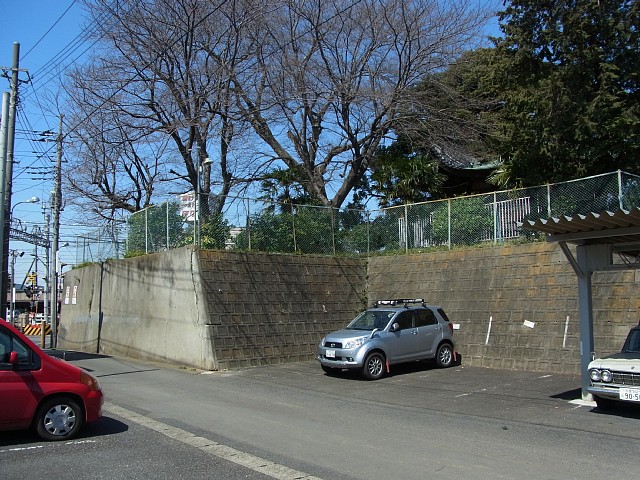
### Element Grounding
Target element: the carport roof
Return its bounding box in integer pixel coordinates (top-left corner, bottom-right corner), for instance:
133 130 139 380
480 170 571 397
523 207 640 255
523 207 640 399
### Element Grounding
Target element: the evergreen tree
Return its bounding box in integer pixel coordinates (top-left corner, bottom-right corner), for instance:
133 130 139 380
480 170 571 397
493 0 640 185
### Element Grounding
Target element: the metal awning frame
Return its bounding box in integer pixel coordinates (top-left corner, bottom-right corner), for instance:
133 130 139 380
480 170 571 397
523 208 640 400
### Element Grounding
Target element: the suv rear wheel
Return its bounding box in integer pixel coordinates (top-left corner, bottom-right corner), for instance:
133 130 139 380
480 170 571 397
363 352 385 380
436 343 453 368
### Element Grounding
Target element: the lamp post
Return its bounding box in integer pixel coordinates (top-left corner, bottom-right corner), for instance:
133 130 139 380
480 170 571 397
51 242 69 347
9 250 24 325
193 144 212 246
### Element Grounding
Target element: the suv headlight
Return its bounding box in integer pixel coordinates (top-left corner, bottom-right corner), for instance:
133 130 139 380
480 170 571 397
343 337 366 349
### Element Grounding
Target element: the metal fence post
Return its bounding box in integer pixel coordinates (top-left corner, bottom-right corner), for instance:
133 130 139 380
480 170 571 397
493 192 498 244
404 204 409 252
618 169 624 209
166 201 170 250
331 208 337 255
145 208 149 254
366 210 371 256
447 199 451 249
291 202 297 253
246 198 252 251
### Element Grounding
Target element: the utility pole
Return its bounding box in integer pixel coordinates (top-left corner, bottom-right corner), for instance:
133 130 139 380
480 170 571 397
1 43 22 318
43 209 51 332
0 92 9 314
50 115 63 347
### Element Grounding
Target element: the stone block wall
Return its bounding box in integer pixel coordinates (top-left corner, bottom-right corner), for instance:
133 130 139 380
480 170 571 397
59 242 639 374
198 251 367 369
367 242 640 374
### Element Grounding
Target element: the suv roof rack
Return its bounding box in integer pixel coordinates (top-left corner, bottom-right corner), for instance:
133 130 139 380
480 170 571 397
374 298 425 307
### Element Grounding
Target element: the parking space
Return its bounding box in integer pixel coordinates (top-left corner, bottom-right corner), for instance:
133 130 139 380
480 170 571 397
230 359 640 438
4 351 639 480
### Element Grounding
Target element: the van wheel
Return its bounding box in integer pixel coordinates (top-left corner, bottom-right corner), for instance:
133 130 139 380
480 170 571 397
436 344 453 368
363 352 385 380
34 397 83 441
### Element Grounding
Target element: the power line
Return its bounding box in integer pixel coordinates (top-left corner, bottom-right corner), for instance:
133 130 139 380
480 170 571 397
21 0 80 61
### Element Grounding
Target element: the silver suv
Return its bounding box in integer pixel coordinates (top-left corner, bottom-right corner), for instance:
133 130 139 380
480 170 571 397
317 299 456 380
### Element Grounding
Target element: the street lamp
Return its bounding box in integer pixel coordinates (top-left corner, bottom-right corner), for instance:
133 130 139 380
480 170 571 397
10 196 40 223
193 143 212 246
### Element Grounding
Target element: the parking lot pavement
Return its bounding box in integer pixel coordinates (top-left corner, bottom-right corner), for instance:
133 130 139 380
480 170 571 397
6 351 637 480
34 350 640 443
227 359 640 438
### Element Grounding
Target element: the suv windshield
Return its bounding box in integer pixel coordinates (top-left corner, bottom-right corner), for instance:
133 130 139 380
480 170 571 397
347 310 395 331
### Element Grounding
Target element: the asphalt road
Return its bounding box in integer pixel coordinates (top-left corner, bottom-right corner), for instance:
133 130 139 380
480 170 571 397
2 353 639 480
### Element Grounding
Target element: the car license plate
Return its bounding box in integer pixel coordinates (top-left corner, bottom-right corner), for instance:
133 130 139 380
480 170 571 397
619 388 640 402
326 349 336 358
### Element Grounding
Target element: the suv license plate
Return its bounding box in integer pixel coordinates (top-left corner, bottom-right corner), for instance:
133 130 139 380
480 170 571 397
326 350 336 358
619 388 640 402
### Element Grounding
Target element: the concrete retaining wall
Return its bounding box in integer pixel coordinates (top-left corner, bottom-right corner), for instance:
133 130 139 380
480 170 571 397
58 246 216 369
59 243 640 373
59 247 367 370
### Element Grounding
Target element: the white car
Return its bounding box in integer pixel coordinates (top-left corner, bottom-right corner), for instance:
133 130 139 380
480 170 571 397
588 325 640 409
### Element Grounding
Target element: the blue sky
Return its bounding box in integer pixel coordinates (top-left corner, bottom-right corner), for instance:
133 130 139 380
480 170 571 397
1 0 88 285
1 0 503 286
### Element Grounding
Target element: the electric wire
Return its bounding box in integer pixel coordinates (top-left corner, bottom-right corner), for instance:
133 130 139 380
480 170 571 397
21 0 79 61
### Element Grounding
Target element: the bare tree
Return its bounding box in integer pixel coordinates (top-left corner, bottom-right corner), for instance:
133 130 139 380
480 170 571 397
63 79 168 222
67 0 256 219
227 0 494 207
65 0 494 218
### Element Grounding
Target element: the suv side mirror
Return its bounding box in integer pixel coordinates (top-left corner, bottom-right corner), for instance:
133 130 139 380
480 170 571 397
9 351 19 368
390 323 400 332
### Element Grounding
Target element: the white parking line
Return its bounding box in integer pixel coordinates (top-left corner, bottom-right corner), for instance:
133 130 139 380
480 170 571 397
0 439 95 455
569 399 596 407
0 445 43 454
105 403 323 480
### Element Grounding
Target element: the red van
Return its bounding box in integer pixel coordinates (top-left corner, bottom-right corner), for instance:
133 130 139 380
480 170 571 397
0 319 103 440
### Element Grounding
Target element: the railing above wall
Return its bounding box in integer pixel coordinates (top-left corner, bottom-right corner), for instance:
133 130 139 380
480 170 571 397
75 170 640 262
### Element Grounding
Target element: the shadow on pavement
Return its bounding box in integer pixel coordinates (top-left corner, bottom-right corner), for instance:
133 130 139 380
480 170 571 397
550 388 582 401
0 416 128 447
591 402 640 419
323 353 464 380
44 350 112 361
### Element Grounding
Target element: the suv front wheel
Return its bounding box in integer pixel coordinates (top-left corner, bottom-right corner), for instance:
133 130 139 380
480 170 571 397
363 352 386 380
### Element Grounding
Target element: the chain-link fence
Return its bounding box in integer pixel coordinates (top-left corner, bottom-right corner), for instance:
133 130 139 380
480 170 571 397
73 170 640 262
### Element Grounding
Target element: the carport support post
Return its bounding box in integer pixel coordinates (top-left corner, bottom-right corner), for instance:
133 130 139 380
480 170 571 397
576 245 595 400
